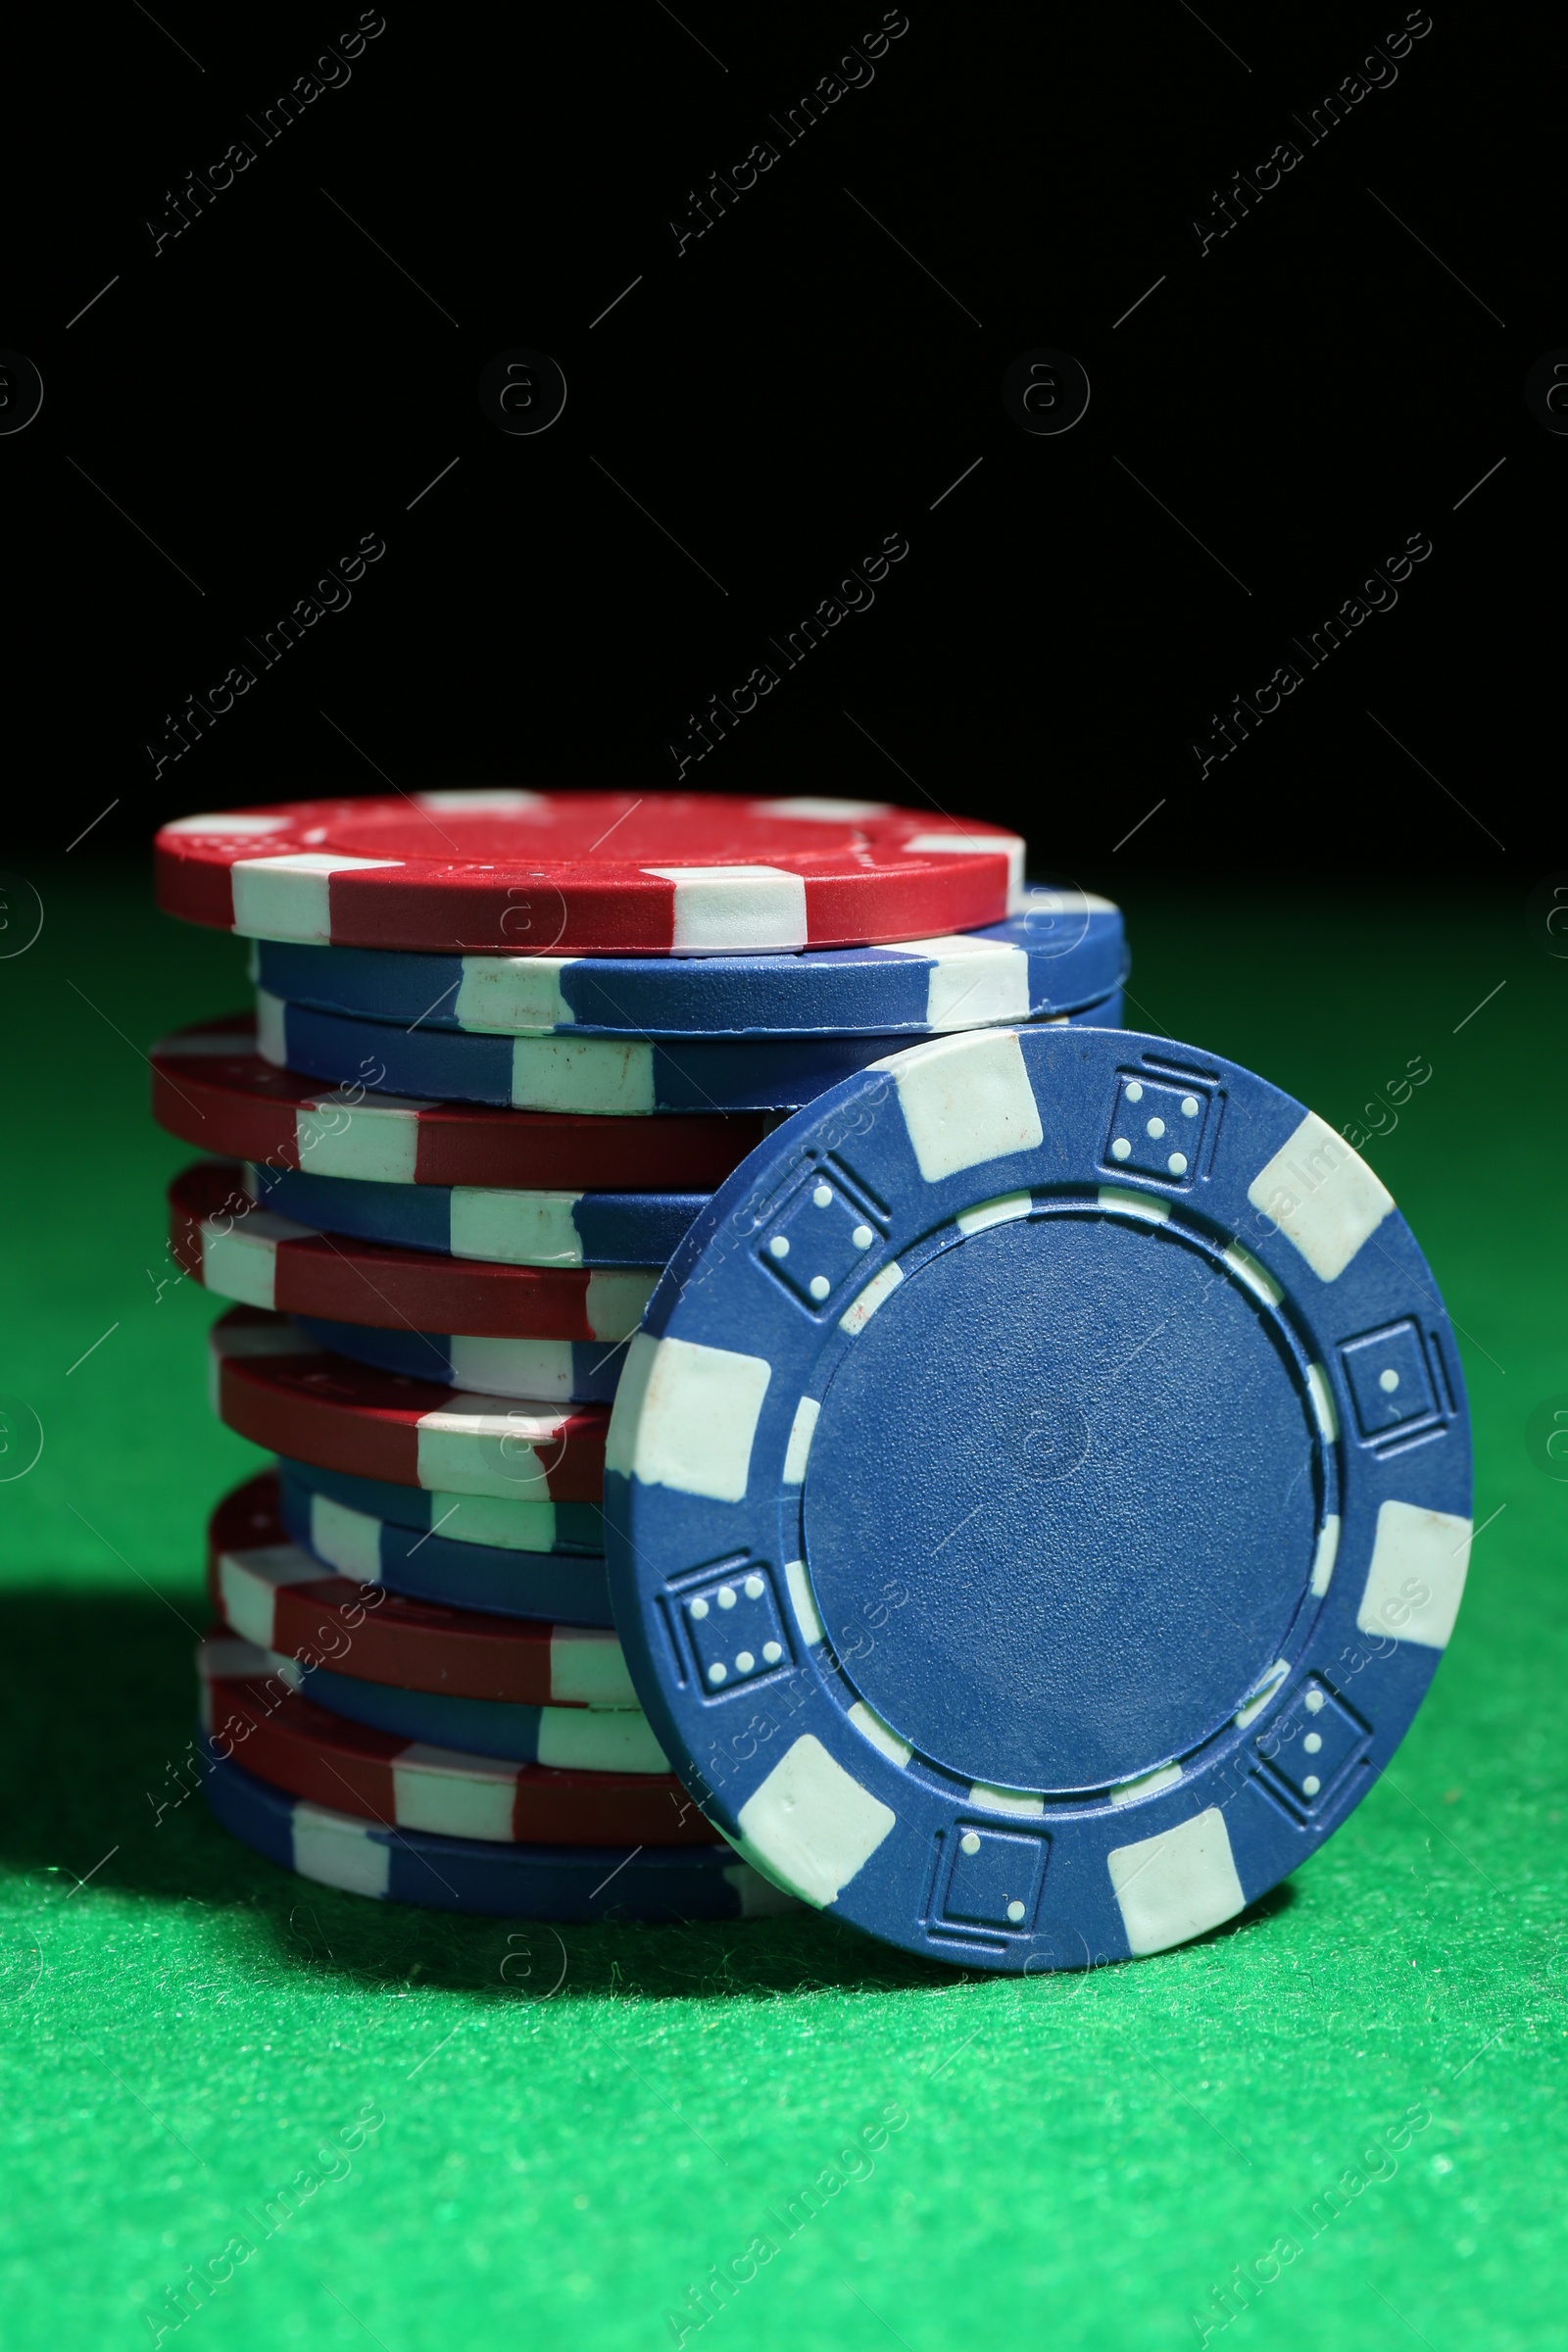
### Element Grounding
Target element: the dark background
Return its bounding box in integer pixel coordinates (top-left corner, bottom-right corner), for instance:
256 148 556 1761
2 4 1544 883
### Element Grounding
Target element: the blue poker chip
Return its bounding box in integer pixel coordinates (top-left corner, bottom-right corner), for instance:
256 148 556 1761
201 1751 796 1919
293 1315 625 1404
255 988 1124 1114
276 1454 608 1560
604 1025 1473 1974
249 1163 707 1269
276 1657 666 1771
251 896 1125 1039
276 1461 613 1625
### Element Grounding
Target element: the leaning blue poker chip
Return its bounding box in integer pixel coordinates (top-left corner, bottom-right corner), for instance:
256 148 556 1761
249 894 1125 1039
604 1025 1473 1973
256 988 1123 1115
276 1454 607 1557
293 1315 625 1404
249 1163 707 1269
201 1752 796 1920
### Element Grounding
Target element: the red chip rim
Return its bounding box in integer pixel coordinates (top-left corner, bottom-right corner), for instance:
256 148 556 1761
154 790 1024 954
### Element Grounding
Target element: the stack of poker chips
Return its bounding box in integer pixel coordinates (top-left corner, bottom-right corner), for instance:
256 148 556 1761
151 790 1127 1925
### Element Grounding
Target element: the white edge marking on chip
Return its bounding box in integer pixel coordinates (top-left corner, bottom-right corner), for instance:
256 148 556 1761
451 1188 583 1266
254 988 287 1066
1310 1514 1341 1597
644 865 808 953
848 1700 912 1767
1222 1239 1284 1306
1107 1808 1247 1956
1108 1763 1183 1808
920 939 1032 1031
416 788 544 811
584 1268 660 1343
163 811 292 836
733 1735 896 1908
549 1626 637 1708
291 1801 392 1897
724 1861 804 1916
969 1782 1047 1818
1356 1498 1471 1650
1246 1111 1396 1284
750 796 889 821
214 1543 322 1649
783 1559 825 1645
297 1098 421 1184
199 1631 275 1680
839 1260 904 1335
956 1191 1034 1236
1098 1187 1170 1225
392 1747 520 1842
510 1034 657 1116
1233 1658 1290 1730
902 828 1026 909
782 1396 820 1485
447 1334 572 1400
872 1028 1044 1184
308 1494 384 1584
604 1331 771 1502
231 853 404 944
1305 1362 1339 1446
455 955 574 1033
200 1218 277 1309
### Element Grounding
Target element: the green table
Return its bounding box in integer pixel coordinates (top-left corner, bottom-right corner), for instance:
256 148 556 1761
2 864 1561 2350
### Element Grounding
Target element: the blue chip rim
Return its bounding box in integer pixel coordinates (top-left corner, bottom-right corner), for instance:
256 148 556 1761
249 894 1125 1040
604 1025 1473 1974
201 1750 797 1920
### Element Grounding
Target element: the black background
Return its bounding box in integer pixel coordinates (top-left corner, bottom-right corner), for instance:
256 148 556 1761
3 4 1545 883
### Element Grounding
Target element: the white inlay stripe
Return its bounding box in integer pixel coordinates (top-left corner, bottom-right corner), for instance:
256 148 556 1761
733 1735 896 1908
605 1332 771 1501
1246 1112 1395 1283
231 853 403 943
1356 1498 1471 1650
839 1261 904 1335
783 1396 820 1484
873 1029 1044 1183
1107 1808 1246 1955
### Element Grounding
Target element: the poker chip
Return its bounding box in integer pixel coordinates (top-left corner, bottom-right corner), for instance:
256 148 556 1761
278 1454 607 1558
151 1014 766 1190
249 1162 710 1269
210 1306 608 1500
255 986 1124 1114
276 1463 613 1625
230 1645 666 1771
604 1025 1473 1973
155 791 1025 954
197 1637 696 1841
202 1752 798 1919
209 1475 618 1688
171 1161 661 1331
293 1315 625 1404
249 895 1124 1039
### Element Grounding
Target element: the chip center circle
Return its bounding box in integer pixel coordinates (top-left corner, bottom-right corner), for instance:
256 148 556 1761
801 1210 1322 1795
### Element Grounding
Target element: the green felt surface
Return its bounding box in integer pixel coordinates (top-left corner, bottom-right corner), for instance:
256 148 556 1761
1 862 1563 2352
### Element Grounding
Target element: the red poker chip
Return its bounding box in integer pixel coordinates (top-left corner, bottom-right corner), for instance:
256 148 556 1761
198 1637 708 1846
172 1162 658 1338
210 1306 607 1500
155 790 1024 954
207 1474 627 1704
150 1013 766 1189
